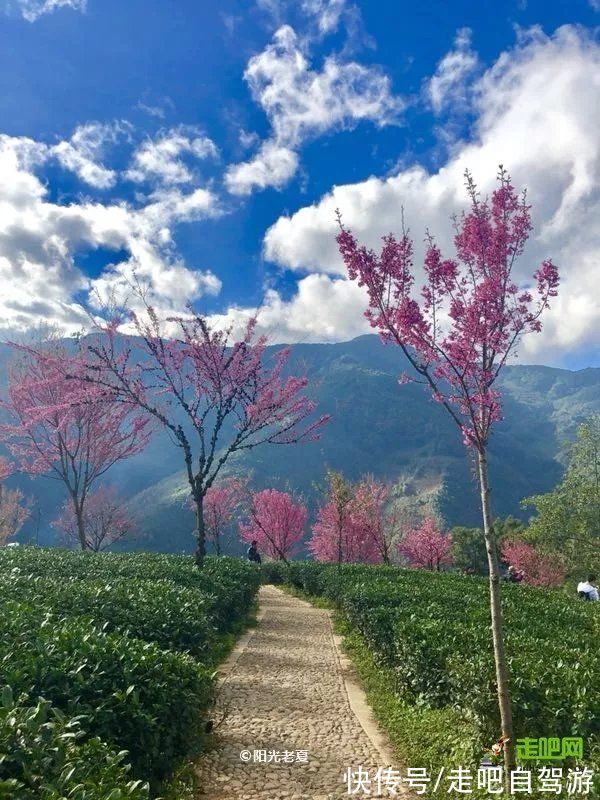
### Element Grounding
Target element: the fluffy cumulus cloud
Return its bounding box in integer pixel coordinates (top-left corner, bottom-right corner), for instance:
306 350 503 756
126 126 218 186
224 25 600 362
427 27 479 114
224 142 298 196
0 122 128 190
225 24 402 195
211 273 370 344
52 121 130 189
0 131 221 333
9 0 86 22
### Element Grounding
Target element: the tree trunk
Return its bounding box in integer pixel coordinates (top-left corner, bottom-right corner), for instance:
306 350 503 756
194 491 206 568
72 497 87 551
477 450 516 788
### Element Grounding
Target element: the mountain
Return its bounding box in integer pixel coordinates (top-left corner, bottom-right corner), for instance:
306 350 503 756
2 335 599 554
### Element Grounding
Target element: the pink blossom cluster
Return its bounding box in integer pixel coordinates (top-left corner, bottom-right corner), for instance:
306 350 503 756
337 168 559 450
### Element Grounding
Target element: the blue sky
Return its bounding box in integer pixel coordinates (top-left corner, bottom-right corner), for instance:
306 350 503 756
0 0 598 368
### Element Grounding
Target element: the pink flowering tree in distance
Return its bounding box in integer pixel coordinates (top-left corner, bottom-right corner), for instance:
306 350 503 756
397 517 454 571
309 470 380 564
53 485 138 552
85 305 328 567
501 539 566 588
0 458 31 546
336 167 559 777
2 343 151 550
203 476 247 556
239 489 307 563
351 475 400 565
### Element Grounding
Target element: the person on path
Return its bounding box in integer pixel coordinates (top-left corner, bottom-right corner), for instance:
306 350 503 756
577 574 599 601
247 539 262 564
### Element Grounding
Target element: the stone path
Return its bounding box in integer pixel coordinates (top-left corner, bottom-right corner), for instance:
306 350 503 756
196 585 410 800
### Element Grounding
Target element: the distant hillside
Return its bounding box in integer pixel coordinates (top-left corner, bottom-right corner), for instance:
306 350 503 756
2 335 599 554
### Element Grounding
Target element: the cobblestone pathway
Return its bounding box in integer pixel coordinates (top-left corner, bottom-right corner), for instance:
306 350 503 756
196 585 409 800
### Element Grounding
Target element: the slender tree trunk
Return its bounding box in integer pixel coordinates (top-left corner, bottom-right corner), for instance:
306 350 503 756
71 497 87 551
194 491 205 568
477 449 516 787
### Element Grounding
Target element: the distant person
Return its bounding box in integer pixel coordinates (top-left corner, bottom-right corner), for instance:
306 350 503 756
247 540 262 565
507 565 524 584
577 574 599 601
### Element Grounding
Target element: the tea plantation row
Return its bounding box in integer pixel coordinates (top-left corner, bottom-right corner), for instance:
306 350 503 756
0 548 261 799
264 561 600 789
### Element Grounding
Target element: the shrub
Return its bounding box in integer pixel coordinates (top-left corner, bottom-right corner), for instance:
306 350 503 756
0 602 213 785
277 561 600 768
0 687 149 800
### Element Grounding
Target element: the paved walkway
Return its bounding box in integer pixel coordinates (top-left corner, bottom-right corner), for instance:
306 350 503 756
196 585 409 800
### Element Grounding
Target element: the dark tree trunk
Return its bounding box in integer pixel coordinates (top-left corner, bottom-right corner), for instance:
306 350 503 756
477 450 516 787
194 491 206 568
72 497 87 551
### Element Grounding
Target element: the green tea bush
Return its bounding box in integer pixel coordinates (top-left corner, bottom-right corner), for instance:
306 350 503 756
0 688 149 800
0 575 216 660
0 548 261 797
0 602 213 783
0 550 261 634
278 561 600 763
260 561 288 584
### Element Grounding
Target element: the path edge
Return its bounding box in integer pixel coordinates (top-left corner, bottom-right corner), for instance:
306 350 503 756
215 598 267 683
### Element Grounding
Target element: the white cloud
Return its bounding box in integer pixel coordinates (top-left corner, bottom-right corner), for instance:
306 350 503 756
252 25 600 364
126 126 218 186
51 122 129 189
257 0 348 35
300 0 346 35
225 24 402 194
245 25 400 143
427 27 479 114
11 0 86 22
0 131 222 334
1 122 128 190
225 142 298 196
209 273 369 344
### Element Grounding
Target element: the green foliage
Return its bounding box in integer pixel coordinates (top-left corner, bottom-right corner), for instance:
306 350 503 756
450 516 526 574
260 560 289 584
340 625 481 775
0 601 213 784
281 561 600 773
0 575 216 660
0 548 261 796
0 688 149 800
524 416 600 575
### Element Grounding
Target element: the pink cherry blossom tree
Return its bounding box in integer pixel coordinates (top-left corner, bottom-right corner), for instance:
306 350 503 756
239 489 307 563
337 166 559 777
52 485 138 552
501 539 566 588
397 518 454 571
203 476 247 556
308 470 380 564
351 476 400 565
2 342 151 550
0 459 30 546
85 306 328 567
